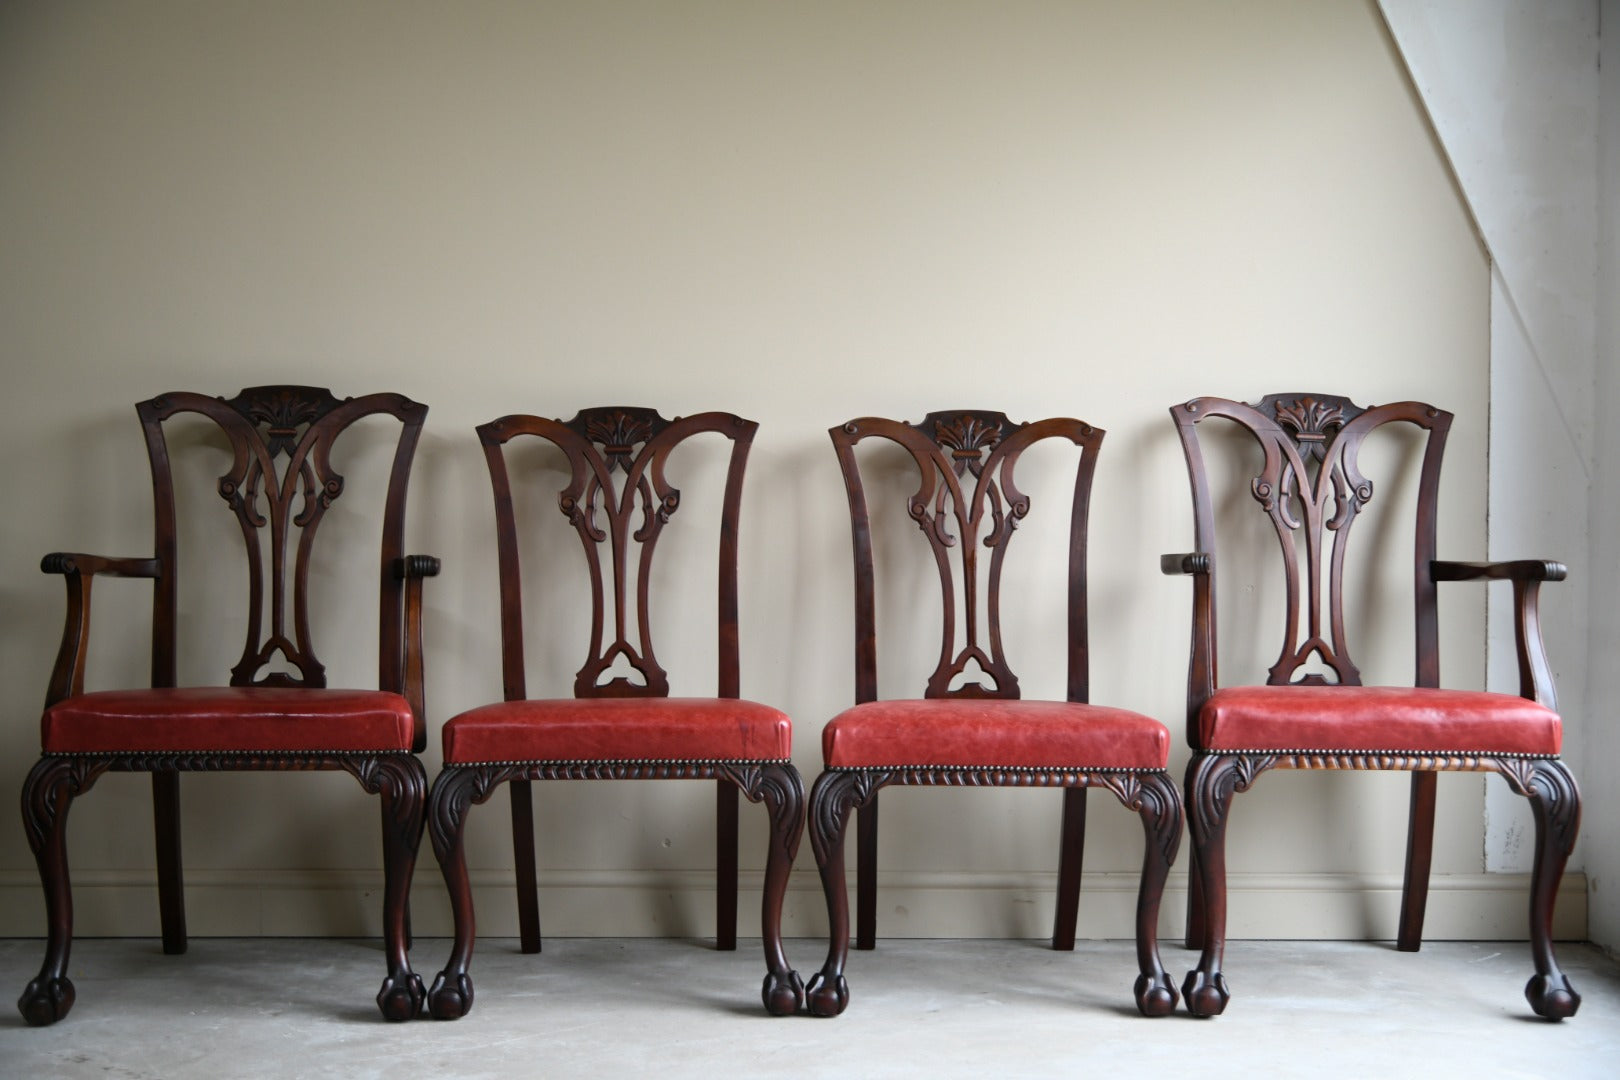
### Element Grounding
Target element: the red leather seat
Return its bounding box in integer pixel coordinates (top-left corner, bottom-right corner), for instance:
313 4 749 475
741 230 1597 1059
443 697 791 764
823 699 1169 770
43 687 416 754
1197 685 1560 756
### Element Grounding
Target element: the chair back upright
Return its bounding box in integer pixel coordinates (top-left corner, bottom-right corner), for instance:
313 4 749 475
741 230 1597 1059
1167 393 1454 735
829 410 1103 706
477 407 758 703
139 387 426 721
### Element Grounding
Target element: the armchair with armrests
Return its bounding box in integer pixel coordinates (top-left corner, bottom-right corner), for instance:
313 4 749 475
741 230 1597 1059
1162 392 1579 1020
19 385 437 1025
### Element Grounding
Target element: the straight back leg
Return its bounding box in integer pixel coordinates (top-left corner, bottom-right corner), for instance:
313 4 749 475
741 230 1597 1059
1052 786 1086 951
1397 770 1437 952
510 780 541 954
856 795 879 950
153 771 187 955
717 780 739 951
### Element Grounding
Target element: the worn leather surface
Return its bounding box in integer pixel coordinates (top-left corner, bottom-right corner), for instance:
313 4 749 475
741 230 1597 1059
43 687 415 753
1197 684 1562 754
442 696 792 764
822 698 1170 769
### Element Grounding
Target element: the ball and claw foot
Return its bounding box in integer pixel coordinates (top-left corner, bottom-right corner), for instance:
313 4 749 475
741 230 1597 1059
19 975 75 1027
1525 974 1580 1021
1181 969 1229 1018
1134 972 1179 1018
804 971 849 1017
376 972 426 1022
426 971 474 1020
761 969 805 1016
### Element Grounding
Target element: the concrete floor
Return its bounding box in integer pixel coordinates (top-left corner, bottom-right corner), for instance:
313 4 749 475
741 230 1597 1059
1 937 1616 1079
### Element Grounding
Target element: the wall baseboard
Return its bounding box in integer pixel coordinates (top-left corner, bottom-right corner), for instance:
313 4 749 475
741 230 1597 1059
0 868 1587 941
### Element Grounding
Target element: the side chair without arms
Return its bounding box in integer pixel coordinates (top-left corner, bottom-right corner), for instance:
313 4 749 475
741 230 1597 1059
804 410 1183 1019
1162 392 1579 1020
425 407 805 1020
20 386 438 1026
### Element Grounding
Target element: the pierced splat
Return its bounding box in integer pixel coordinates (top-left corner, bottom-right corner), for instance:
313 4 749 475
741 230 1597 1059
1172 393 1451 690
137 386 426 690
478 408 757 701
832 411 1102 703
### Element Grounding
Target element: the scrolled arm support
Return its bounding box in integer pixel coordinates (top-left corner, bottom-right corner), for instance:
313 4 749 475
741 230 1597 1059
1162 551 1215 740
1160 552 1211 576
393 554 440 753
39 552 162 708
394 554 441 579
1432 559 1565 709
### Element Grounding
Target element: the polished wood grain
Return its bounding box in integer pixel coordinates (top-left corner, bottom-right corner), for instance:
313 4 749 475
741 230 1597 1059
805 411 1181 1019
19 386 436 1025
1164 392 1580 1020
424 407 804 1020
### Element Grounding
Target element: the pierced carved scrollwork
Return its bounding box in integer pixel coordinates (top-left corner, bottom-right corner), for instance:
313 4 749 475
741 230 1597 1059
481 408 756 702
1173 394 1453 693
835 412 1101 706
136 387 427 695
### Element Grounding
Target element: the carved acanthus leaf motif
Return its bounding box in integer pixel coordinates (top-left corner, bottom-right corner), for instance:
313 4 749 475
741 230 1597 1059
930 412 1009 477
581 408 667 473
221 386 346 458
1273 396 1345 441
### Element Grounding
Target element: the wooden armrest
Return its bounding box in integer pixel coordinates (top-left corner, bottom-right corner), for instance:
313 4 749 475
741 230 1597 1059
393 555 439 753
42 552 161 578
394 554 441 579
1160 552 1210 575
1432 559 1566 583
40 552 161 707
1433 559 1564 708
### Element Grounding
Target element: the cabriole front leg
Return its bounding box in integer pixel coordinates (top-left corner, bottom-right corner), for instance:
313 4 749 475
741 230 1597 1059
730 763 806 1015
1182 753 1269 1018
805 769 880 1017
352 754 428 1021
1117 771 1181 1017
425 765 498 1020
1504 757 1582 1020
18 755 108 1026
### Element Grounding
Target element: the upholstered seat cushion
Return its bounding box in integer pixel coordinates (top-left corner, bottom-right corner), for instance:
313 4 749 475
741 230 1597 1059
821 699 1169 770
1197 685 1561 755
441 697 792 764
42 687 416 753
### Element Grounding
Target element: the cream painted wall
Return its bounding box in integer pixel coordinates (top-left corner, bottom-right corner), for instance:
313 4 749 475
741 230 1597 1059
1378 0 1598 882
0 1 1568 943
1590 0 1620 953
